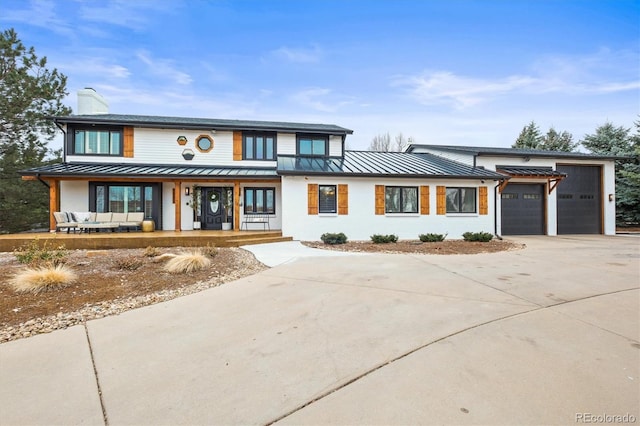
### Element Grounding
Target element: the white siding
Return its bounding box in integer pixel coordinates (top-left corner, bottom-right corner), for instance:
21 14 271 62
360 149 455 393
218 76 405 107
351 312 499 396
281 176 495 241
329 135 343 157
277 133 296 155
59 181 90 212
409 147 475 165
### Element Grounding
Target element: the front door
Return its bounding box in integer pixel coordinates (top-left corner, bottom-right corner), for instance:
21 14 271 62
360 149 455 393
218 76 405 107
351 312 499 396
202 188 224 230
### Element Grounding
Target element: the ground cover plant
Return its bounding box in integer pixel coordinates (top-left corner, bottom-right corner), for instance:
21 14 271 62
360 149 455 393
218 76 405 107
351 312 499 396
419 233 447 242
320 232 348 245
462 231 494 242
370 234 398 243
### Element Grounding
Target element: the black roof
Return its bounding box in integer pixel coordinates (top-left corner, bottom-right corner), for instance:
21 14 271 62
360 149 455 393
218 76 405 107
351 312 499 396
277 151 506 179
53 114 353 135
496 165 567 178
20 162 278 179
407 144 624 160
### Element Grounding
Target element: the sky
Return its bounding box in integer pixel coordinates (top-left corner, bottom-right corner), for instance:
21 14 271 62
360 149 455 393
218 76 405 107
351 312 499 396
2 0 639 151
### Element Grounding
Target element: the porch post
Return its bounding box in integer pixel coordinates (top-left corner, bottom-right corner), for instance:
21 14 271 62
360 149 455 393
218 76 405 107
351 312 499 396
234 181 241 231
49 179 59 231
174 180 182 232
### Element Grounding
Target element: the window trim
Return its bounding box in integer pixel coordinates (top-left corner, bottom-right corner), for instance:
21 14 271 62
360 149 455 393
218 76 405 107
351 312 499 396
243 187 276 215
242 132 277 161
195 135 214 153
71 126 124 156
296 134 329 157
445 187 477 214
318 184 337 213
384 186 419 214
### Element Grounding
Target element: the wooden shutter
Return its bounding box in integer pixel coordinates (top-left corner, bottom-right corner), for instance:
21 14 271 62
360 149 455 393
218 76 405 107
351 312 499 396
436 186 446 215
479 186 488 215
375 185 385 215
420 186 430 215
308 184 318 215
338 184 348 215
233 131 242 161
123 126 134 158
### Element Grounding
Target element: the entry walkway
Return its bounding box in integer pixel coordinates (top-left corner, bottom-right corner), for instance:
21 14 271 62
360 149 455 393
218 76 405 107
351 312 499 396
1 236 638 425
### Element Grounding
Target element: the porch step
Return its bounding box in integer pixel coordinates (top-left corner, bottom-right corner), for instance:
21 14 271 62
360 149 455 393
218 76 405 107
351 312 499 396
226 236 294 247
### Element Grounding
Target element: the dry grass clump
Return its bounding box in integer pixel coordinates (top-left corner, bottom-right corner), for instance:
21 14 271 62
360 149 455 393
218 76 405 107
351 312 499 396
163 251 212 274
114 256 144 271
201 243 218 258
10 264 78 294
143 246 162 257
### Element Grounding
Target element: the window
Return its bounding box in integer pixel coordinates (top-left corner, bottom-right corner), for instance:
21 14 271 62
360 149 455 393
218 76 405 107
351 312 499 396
195 135 213 153
385 186 418 213
90 182 160 226
73 129 122 155
319 185 336 213
243 132 276 160
244 187 275 214
297 135 328 156
446 187 476 213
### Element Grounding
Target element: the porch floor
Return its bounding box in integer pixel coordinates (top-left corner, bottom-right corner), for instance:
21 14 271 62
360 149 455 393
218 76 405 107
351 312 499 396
0 230 292 252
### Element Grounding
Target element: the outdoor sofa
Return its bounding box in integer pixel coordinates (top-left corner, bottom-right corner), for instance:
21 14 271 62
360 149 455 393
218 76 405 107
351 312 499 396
53 212 145 233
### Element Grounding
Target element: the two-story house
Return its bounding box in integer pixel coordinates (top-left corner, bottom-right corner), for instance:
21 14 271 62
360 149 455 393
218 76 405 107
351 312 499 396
21 89 619 240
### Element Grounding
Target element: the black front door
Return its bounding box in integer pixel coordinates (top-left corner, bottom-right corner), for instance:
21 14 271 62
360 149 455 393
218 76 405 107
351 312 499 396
202 188 224 230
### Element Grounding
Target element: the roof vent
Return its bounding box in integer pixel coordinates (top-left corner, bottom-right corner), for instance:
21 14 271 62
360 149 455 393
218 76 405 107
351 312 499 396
77 88 109 115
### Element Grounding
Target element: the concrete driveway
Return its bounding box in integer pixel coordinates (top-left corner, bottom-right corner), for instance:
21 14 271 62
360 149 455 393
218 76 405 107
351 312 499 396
1 236 638 425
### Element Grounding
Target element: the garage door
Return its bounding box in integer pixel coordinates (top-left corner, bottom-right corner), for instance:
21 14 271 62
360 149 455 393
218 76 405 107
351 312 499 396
501 184 545 235
557 165 602 234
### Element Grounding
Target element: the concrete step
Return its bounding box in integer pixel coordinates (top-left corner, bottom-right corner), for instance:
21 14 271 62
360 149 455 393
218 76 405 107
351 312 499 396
226 236 294 247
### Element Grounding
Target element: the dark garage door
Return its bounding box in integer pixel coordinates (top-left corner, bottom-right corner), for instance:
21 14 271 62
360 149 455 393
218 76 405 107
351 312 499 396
501 184 545 235
557 165 602 234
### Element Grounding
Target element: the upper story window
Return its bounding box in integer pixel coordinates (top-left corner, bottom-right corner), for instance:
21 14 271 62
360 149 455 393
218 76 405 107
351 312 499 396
446 187 476 213
385 186 418 213
244 132 276 160
297 134 328 156
73 128 122 156
195 135 214 153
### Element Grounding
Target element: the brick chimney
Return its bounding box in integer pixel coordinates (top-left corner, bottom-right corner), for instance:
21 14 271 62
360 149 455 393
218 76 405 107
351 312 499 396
77 88 109 115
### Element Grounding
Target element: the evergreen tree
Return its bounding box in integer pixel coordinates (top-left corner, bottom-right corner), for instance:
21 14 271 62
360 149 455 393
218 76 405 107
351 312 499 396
581 122 640 225
512 121 543 149
540 127 577 152
0 28 71 233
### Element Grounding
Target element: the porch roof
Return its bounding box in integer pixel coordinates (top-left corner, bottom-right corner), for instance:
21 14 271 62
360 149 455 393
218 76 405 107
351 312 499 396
20 162 278 179
277 151 507 179
496 166 567 178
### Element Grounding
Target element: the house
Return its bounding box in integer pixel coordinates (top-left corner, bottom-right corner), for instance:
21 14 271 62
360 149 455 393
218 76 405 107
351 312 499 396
20 89 618 240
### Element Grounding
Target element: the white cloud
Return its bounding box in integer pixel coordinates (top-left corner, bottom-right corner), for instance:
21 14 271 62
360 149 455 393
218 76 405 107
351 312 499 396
1 0 73 36
290 87 354 113
271 45 323 63
136 51 192 86
77 0 178 30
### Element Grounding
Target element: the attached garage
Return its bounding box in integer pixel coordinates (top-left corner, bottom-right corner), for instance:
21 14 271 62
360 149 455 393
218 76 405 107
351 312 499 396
501 183 545 235
556 165 602 234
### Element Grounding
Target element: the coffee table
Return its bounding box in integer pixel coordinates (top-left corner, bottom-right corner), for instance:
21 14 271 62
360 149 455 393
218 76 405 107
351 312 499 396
78 222 119 233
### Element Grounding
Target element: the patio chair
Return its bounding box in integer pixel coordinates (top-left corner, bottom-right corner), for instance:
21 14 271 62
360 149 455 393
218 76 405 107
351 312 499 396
53 212 79 233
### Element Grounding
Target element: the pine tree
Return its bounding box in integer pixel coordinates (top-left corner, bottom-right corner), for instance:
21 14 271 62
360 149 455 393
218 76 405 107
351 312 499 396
512 121 543 149
581 122 639 225
0 28 71 233
540 127 577 152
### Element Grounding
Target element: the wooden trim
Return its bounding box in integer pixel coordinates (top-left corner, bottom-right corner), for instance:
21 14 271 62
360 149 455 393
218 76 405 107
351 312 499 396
479 186 488 215
123 126 134 158
174 181 182 232
338 184 348 215
307 184 318 215
195 134 214 153
233 131 242 161
49 180 59 231
436 186 446 215
375 185 385 215
234 182 241 231
21 176 38 181
420 186 430 215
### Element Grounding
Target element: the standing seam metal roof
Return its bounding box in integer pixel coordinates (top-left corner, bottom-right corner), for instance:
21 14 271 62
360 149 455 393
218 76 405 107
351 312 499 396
407 144 624 160
277 151 506 179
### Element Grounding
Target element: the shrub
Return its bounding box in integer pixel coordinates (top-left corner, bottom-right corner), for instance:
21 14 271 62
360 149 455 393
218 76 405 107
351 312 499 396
13 238 67 267
10 264 77 294
201 243 218 258
320 232 348 245
143 246 161 257
419 233 446 242
370 234 398 244
462 231 494 242
114 256 144 271
163 251 212 273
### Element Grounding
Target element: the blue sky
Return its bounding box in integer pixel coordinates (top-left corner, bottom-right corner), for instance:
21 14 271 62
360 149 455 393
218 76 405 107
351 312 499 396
2 0 639 150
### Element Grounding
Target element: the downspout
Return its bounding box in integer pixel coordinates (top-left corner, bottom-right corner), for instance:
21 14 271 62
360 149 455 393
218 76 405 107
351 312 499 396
493 179 503 240
54 120 67 163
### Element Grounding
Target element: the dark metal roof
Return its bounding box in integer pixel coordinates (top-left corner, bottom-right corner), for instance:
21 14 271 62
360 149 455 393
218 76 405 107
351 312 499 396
407 144 624 160
53 114 353 135
277 151 507 179
496 166 567 178
20 162 278 179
